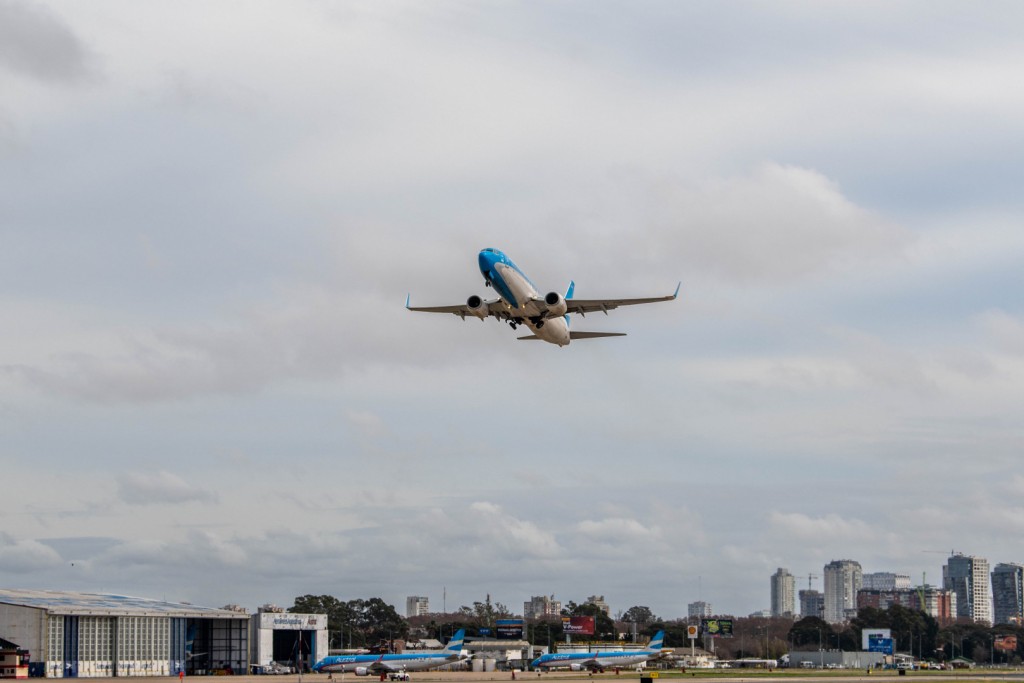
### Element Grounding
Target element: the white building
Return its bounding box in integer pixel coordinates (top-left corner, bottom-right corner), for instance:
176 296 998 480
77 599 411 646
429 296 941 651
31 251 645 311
862 572 911 591
406 596 429 618
524 596 561 620
687 601 712 618
249 606 328 673
944 553 992 624
0 589 250 678
770 568 796 617
823 559 862 624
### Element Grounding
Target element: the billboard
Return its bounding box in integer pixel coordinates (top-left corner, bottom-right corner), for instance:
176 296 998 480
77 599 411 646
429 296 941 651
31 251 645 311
995 635 1018 652
496 619 525 639
868 636 894 654
862 628 892 651
700 619 733 638
562 616 595 635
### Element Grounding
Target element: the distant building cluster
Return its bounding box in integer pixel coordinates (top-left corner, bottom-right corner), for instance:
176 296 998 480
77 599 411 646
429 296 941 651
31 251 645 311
768 551 1022 626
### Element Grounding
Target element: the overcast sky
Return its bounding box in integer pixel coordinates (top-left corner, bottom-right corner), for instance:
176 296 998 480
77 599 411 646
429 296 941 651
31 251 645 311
1 0 1023 620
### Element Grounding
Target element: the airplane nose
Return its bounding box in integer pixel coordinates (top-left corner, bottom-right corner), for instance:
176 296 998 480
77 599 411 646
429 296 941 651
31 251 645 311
478 250 500 281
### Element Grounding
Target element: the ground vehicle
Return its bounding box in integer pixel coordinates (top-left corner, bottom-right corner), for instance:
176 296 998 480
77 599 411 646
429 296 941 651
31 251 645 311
896 661 915 670
388 673 410 681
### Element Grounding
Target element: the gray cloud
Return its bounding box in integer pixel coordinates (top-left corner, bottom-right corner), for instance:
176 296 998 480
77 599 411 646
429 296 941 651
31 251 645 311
0 0 92 82
117 471 218 506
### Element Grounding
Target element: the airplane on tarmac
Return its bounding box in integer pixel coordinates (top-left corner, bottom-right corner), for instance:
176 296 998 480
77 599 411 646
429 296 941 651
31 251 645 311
406 248 679 346
311 629 467 676
530 630 668 673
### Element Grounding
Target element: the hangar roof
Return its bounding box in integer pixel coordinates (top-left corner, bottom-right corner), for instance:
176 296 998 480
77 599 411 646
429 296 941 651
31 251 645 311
0 589 249 619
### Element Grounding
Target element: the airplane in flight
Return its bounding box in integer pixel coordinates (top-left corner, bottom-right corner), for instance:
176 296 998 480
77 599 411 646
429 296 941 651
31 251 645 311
406 248 679 346
311 629 467 677
530 630 667 673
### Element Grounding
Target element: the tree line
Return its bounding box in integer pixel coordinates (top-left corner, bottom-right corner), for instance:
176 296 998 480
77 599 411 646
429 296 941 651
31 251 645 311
292 595 1024 665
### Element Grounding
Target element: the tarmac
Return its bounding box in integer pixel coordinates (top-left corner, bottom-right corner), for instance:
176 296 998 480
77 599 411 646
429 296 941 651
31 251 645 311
44 671 1024 683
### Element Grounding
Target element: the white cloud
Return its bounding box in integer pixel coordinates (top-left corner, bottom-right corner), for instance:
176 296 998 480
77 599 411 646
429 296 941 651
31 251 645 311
0 533 62 573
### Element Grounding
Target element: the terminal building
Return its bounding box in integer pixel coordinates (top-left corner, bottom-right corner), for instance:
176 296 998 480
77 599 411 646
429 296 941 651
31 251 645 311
0 590 326 678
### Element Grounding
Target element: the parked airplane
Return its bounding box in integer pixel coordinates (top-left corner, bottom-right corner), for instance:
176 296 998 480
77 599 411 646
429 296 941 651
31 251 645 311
530 631 667 672
311 629 467 676
406 248 679 346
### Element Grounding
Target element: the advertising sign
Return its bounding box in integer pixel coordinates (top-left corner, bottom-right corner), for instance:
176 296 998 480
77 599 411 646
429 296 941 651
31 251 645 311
562 616 596 635
862 629 892 651
995 635 1018 652
687 625 699 640
868 636 894 654
496 619 525 639
700 619 733 638
259 613 324 630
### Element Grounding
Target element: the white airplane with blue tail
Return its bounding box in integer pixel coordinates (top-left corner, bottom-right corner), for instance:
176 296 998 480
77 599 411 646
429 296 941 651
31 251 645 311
311 629 467 676
530 630 668 672
406 248 679 346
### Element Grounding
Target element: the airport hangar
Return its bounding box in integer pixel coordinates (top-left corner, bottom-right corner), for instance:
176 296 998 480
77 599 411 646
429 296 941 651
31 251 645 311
0 590 326 678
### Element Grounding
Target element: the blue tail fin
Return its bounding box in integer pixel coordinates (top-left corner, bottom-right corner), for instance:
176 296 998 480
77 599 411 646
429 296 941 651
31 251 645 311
445 629 466 653
647 630 665 651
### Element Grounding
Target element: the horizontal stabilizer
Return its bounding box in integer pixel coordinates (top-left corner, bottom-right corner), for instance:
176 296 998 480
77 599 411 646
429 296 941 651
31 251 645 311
518 331 627 341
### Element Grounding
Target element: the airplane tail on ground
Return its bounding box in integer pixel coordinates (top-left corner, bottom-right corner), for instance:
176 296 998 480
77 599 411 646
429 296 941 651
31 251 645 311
445 629 466 655
647 630 665 651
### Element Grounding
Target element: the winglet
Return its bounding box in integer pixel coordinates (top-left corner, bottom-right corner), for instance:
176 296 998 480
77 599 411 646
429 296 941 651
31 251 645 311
672 282 681 299
405 293 411 309
565 280 575 300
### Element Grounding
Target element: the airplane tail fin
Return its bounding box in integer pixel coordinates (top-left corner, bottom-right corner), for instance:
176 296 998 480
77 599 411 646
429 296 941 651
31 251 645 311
647 630 665 651
445 629 466 654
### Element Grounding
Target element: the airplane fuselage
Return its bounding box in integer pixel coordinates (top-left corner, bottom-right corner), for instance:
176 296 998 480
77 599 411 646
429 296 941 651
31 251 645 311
533 650 658 671
313 653 455 674
478 248 570 346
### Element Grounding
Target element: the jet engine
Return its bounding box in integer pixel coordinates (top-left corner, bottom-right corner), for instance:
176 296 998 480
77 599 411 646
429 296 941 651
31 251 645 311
354 667 371 677
466 295 488 320
544 291 567 317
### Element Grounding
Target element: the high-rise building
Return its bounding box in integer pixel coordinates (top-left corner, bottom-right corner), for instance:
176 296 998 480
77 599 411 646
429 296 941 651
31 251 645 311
911 586 957 625
799 590 823 619
862 572 911 591
823 559 862 624
991 563 1024 625
688 601 712 618
770 568 796 617
943 553 992 624
406 596 429 617
524 595 562 620
586 595 611 616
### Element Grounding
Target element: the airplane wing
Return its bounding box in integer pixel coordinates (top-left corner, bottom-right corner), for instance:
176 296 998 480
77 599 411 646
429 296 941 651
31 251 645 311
567 283 681 317
405 296 507 320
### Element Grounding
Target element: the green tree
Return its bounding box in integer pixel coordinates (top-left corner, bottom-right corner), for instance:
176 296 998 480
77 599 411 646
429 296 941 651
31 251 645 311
788 615 831 649
622 606 657 627
290 595 355 649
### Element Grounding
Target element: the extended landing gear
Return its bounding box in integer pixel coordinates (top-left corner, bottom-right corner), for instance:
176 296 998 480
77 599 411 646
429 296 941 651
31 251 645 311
530 317 545 329
508 317 524 330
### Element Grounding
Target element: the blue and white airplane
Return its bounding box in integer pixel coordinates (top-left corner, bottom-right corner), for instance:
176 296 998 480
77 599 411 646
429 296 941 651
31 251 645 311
311 629 467 676
530 631 667 673
406 248 679 346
